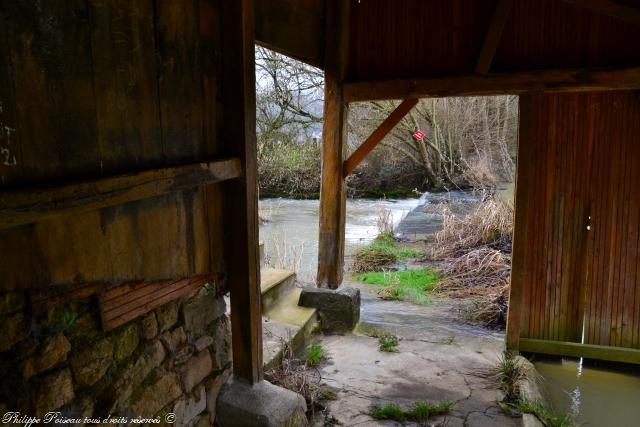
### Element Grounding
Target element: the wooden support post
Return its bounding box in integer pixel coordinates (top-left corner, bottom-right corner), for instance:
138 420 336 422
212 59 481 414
506 95 534 352
317 0 349 289
343 98 419 177
475 0 512 75
221 0 263 384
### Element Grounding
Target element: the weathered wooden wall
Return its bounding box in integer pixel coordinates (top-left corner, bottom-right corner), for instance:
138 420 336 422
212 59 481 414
514 91 640 352
347 0 640 80
0 0 227 291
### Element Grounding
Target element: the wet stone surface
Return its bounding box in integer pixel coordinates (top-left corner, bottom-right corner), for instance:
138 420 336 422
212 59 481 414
312 282 519 427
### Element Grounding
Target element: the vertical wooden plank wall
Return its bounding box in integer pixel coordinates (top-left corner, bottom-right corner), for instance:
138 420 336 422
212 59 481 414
0 0 226 291
511 91 640 353
584 92 640 350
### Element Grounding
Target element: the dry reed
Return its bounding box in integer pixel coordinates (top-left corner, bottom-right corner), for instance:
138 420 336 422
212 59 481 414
264 337 322 417
375 206 394 235
430 195 513 328
429 194 513 259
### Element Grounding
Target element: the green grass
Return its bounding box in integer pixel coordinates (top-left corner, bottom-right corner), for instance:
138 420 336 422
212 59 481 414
305 344 326 367
352 232 424 272
378 334 399 352
354 267 439 305
320 389 337 400
371 400 453 423
371 232 423 259
517 399 576 427
410 400 454 423
371 403 406 422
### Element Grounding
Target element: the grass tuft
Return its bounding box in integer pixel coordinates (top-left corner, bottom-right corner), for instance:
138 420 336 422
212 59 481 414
371 400 453 423
320 389 337 400
371 403 405 422
352 232 423 272
378 334 399 352
477 351 525 402
305 344 326 367
517 399 577 427
409 400 454 423
355 268 439 305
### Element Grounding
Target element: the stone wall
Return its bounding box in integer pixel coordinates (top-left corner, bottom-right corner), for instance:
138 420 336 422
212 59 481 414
0 286 231 426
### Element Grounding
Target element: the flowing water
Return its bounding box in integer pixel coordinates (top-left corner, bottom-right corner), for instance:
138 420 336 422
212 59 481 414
258 191 480 282
258 197 422 282
534 358 640 426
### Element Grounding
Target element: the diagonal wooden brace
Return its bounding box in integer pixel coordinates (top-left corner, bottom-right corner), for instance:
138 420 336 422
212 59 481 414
343 98 419 177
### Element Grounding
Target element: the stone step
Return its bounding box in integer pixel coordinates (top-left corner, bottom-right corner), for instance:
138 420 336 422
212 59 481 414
260 268 296 314
262 287 318 369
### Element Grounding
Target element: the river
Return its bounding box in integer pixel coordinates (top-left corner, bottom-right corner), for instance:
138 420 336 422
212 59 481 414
258 196 422 283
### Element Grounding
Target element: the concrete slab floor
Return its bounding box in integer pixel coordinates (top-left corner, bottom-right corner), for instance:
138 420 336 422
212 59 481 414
312 282 520 427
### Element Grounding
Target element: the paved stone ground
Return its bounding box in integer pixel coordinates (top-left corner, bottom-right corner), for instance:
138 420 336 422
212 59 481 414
312 283 520 427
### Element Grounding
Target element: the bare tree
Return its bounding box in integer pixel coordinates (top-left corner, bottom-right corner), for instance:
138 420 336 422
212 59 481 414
255 46 323 143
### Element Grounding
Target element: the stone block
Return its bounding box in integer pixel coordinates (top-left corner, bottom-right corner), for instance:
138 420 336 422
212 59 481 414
217 377 307 427
131 372 183 417
206 368 231 423
140 312 159 340
156 301 180 333
298 287 360 332
22 333 71 379
160 327 187 353
0 311 28 352
113 341 166 409
70 337 113 386
173 345 194 366
192 415 211 427
180 350 213 393
113 324 140 362
35 368 75 417
183 290 226 337
209 316 232 370
194 335 214 352
67 313 101 342
173 385 206 427
0 292 26 316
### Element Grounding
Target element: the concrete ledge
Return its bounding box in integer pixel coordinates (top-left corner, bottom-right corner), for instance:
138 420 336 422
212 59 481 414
515 356 545 427
216 376 307 427
298 286 360 333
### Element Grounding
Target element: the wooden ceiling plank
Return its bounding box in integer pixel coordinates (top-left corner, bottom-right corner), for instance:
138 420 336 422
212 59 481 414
562 0 640 25
343 98 419 177
475 0 513 75
344 66 640 102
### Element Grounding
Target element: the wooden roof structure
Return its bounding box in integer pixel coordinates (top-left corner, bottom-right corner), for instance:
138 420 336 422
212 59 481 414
258 0 640 364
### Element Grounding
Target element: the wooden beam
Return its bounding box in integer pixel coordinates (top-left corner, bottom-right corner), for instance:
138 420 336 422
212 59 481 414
475 0 512 74
343 66 640 102
343 98 418 177
506 95 534 352
0 158 241 231
255 0 324 69
221 0 263 384
99 275 219 331
520 338 640 365
317 0 349 289
562 0 640 25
